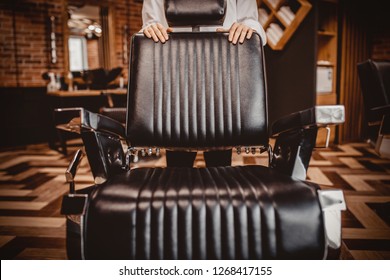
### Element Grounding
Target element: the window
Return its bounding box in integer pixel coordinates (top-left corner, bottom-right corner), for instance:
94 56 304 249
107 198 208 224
68 36 88 71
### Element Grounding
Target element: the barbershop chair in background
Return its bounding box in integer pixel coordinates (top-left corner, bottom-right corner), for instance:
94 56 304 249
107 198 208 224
59 0 346 259
99 107 127 124
357 59 390 158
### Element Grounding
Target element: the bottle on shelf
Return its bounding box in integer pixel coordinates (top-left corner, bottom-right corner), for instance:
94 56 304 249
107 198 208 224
47 72 57 93
119 74 124 89
67 71 74 91
55 74 62 90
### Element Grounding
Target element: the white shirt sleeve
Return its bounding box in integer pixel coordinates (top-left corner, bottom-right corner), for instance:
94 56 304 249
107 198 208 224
141 0 168 30
236 0 267 45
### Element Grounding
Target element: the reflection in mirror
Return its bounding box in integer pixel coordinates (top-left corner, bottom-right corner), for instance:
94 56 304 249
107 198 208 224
68 36 88 71
67 4 101 71
64 2 123 90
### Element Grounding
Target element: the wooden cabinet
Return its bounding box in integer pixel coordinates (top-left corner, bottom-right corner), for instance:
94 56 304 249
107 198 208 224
316 0 339 145
257 0 312 50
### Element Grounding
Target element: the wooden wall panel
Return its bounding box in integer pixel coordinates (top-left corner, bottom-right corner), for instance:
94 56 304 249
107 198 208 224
338 3 370 143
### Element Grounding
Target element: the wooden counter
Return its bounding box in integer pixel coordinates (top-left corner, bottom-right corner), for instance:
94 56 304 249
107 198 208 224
47 88 127 97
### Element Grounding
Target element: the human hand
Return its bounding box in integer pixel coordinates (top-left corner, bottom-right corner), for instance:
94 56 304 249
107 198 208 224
143 23 173 43
217 22 254 44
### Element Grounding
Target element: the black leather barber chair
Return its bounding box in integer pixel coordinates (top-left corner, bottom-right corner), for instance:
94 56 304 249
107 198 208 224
357 59 390 158
59 0 346 259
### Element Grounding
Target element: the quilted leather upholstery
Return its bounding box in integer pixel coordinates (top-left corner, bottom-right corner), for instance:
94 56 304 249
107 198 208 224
85 166 325 259
165 0 226 27
127 33 268 149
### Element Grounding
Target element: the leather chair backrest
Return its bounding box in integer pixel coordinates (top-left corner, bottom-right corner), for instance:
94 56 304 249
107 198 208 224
373 61 390 103
126 33 268 149
165 0 226 27
357 59 390 121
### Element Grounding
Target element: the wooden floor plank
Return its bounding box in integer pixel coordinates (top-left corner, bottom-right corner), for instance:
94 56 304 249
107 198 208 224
0 216 65 227
0 202 48 211
342 228 390 239
0 235 15 247
341 174 390 191
17 248 67 260
350 250 390 260
347 203 389 229
0 189 32 196
0 226 65 238
339 157 366 169
307 167 334 186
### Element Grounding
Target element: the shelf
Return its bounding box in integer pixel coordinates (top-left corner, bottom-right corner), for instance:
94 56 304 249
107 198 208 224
318 0 338 34
317 61 335 67
257 0 312 50
317 30 336 37
264 0 285 10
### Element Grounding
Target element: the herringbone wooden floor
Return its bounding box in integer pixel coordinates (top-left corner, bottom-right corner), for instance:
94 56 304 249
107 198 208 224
0 140 389 259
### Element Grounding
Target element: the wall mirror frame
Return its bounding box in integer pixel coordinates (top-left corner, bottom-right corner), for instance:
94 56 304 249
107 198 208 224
62 0 116 75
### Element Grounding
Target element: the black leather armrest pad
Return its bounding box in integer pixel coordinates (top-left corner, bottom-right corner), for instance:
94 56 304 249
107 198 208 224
271 105 345 136
81 109 126 139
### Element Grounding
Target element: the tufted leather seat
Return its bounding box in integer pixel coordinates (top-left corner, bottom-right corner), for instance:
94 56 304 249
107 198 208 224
85 166 325 260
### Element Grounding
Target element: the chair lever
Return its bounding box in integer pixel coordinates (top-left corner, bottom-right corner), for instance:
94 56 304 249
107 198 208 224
65 149 84 194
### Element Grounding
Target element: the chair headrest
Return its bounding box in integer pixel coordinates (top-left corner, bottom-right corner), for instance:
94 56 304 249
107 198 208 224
165 0 226 27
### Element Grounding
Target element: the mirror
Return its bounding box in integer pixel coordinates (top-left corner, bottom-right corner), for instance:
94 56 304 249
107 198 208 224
63 1 121 90
67 4 103 71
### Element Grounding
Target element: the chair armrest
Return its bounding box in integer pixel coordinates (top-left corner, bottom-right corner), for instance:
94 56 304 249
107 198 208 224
55 107 126 139
270 105 345 180
55 108 127 184
271 105 345 137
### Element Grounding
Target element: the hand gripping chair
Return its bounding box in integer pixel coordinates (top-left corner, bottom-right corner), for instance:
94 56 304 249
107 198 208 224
59 0 346 259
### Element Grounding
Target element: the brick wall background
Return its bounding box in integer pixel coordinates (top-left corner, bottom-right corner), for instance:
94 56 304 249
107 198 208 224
0 0 143 88
0 0 64 87
86 39 100 69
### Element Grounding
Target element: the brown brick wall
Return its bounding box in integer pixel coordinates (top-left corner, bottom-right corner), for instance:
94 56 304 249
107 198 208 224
0 0 143 88
87 39 100 69
0 6 17 87
112 0 143 79
0 0 65 87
